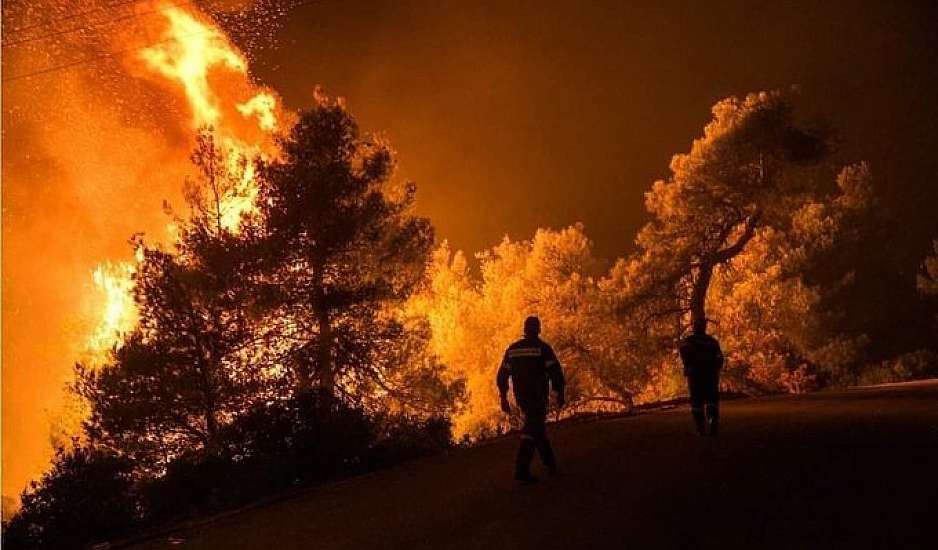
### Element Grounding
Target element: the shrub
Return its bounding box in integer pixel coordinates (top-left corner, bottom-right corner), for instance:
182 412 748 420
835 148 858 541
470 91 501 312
144 391 452 522
856 349 938 386
2 445 138 549
4 392 454 547
368 415 453 468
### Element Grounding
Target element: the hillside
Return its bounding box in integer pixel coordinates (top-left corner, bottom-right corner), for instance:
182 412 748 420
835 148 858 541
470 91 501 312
130 381 938 549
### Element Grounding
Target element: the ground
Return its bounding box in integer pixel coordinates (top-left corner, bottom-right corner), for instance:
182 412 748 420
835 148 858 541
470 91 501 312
130 380 937 549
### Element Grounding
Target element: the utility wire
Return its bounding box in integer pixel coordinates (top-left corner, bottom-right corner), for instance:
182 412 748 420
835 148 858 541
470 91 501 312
2 0 316 83
6 0 150 34
3 0 205 48
3 33 186 82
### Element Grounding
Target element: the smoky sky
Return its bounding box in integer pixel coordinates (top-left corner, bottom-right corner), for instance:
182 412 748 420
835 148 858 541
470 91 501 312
247 0 938 262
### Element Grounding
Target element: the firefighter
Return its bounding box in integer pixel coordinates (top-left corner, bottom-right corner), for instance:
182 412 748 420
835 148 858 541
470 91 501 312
679 317 724 436
497 316 565 484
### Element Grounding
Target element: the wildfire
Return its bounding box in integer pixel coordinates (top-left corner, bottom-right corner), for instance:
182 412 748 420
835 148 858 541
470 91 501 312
237 92 279 131
86 260 138 362
139 6 247 128
85 2 284 364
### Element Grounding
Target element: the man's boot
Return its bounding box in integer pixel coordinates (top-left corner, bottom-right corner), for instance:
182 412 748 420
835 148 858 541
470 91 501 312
706 404 719 437
692 407 707 435
536 438 558 475
515 437 538 484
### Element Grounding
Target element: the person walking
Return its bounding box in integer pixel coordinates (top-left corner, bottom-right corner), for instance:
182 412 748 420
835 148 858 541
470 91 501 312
679 318 724 436
497 316 565 484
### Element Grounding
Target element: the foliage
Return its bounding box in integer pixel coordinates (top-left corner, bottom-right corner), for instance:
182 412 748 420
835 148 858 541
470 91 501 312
1 445 138 549
248 93 435 400
411 93 883 440
609 92 874 394
623 91 828 327
413 225 643 438
3 396 451 549
4 96 456 547
855 349 938 386
76 133 271 474
142 390 374 520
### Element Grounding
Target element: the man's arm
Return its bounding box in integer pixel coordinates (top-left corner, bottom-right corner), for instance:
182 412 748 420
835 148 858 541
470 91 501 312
496 352 512 413
544 345 565 407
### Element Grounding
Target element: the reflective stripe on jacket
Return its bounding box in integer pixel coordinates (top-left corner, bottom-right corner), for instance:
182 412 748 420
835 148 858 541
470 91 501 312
496 337 565 414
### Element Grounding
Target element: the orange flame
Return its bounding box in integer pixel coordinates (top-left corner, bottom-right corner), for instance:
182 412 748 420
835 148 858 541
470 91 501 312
238 92 279 132
139 5 248 128
86 261 138 360
85 3 285 364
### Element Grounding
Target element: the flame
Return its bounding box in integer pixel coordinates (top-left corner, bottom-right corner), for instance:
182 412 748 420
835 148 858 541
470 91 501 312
218 135 262 230
139 5 247 128
238 92 279 131
86 261 138 361
84 3 284 364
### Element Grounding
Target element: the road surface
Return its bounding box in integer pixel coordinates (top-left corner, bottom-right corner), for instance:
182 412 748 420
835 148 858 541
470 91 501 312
133 381 938 549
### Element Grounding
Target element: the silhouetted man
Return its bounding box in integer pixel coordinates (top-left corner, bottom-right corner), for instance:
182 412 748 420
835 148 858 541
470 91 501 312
497 316 565 484
679 318 724 436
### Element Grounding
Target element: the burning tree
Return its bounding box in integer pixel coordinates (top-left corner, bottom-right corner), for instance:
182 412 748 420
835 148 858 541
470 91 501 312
74 95 452 473
78 133 268 469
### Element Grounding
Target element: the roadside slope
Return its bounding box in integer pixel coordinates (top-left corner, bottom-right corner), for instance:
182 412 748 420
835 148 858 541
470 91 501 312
134 381 938 549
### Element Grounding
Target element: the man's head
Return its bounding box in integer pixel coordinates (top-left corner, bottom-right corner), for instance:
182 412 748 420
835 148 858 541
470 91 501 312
692 317 708 335
523 316 541 338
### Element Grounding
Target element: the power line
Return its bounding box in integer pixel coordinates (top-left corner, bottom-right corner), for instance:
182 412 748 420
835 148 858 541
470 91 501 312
6 0 150 34
2 0 204 48
2 0 317 83
2 33 184 83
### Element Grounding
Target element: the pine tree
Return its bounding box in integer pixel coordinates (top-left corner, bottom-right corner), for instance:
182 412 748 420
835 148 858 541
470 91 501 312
622 91 829 328
79 131 264 469
251 93 434 401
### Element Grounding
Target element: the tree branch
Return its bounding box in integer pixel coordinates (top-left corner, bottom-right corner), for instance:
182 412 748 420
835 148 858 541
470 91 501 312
713 212 761 263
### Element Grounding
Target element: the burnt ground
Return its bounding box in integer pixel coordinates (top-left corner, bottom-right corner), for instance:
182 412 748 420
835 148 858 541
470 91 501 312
131 380 938 550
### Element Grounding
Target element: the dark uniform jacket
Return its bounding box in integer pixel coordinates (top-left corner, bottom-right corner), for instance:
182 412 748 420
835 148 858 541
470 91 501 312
497 337 565 415
679 333 724 377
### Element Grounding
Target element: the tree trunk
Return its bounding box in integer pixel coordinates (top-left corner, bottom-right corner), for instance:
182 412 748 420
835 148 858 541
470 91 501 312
311 257 335 399
689 213 760 330
690 261 714 328
204 405 219 442
188 311 220 448
295 361 313 394
316 303 335 398
197 360 219 448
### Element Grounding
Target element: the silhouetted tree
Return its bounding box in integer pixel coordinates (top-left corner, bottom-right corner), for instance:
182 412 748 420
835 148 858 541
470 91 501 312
250 93 434 401
611 91 875 392
622 91 829 328
79 132 267 470
1 444 137 549
7 108 456 548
